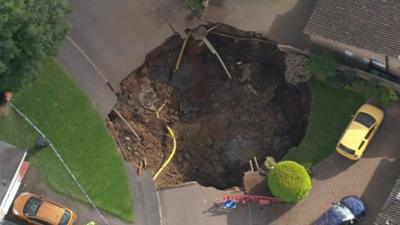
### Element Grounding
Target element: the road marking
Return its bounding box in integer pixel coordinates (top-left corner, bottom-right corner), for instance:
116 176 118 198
156 191 164 225
247 203 253 225
66 36 116 93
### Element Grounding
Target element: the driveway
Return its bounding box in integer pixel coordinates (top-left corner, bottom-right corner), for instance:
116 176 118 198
249 103 400 225
204 0 317 48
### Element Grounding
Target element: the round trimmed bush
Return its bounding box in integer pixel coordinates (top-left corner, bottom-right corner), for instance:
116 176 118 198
268 161 312 202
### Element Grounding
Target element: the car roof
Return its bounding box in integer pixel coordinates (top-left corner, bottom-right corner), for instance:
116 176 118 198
340 121 369 150
341 196 366 217
36 199 65 224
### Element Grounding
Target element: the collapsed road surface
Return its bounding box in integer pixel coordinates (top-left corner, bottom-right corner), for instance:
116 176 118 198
110 25 311 189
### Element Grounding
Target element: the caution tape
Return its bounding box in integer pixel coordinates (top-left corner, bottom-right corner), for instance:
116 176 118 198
10 102 111 225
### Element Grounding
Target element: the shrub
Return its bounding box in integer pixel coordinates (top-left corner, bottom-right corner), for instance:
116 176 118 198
268 161 312 202
380 88 399 106
350 79 399 106
309 53 337 80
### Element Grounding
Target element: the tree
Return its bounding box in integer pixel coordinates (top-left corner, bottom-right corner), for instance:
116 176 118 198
0 0 70 91
268 161 312 202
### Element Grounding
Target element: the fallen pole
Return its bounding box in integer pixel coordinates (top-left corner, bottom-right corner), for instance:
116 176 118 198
112 108 141 141
106 118 128 160
253 156 259 169
175 32 191 72
209 31 276 44
202 37 232 80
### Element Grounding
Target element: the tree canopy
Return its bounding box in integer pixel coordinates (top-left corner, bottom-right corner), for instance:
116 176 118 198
0 0 70 90
268 160 312 202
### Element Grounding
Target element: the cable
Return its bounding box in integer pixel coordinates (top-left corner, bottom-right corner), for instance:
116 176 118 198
10 102 111 225
152 101 177 180
152 125 177 180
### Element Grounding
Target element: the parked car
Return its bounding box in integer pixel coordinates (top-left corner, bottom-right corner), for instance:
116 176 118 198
336 103 384 160
12 192 77 225
314 196 366 225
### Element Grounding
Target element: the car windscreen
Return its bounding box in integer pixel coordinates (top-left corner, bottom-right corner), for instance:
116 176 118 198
23 197 43 216
354 112 375 128
338 143 355 155
59 211 71 225
331 204 355 222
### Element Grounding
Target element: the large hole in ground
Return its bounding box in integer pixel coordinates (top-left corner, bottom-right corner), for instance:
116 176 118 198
110 25 311 189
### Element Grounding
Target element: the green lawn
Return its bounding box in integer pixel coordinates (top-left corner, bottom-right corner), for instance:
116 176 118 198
285 79 364 166
0 59 134 221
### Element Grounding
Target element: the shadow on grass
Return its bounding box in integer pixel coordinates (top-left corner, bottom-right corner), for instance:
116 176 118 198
26 144 48 159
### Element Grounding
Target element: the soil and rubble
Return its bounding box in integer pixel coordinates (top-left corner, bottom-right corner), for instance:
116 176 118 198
109 25 311 189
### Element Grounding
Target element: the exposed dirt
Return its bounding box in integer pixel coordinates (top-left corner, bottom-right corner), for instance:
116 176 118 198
110 25 311 189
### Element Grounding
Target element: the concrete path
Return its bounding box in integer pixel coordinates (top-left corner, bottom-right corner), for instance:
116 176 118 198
249 103 400 225
157 182 249 225
126 167 161 225
204 0 317 48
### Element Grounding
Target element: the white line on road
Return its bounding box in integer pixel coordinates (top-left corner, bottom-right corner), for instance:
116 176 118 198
156 191 165 225
66 35 115 92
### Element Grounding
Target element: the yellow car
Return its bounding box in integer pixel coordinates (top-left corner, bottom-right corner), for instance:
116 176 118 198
336 104 384 160
12 192 77 225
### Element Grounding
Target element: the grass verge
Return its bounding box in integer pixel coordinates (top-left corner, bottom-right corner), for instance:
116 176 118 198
285 79 364 166
0 59 134 221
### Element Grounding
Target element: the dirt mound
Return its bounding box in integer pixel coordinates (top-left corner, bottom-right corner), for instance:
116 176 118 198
110 25 311 189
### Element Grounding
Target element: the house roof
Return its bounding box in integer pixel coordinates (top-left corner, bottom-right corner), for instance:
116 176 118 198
304 0 400 58
375 175 400 224
0 141 26 202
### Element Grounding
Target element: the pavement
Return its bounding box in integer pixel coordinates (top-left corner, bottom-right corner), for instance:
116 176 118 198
203 0 317 48
247 103 400 225
156 182 249 225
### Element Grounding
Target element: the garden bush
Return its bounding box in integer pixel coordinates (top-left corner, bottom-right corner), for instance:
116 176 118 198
268 161 312 202
380 88 399 106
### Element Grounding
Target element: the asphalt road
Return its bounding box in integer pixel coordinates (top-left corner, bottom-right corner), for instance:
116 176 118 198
59 0 175 117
